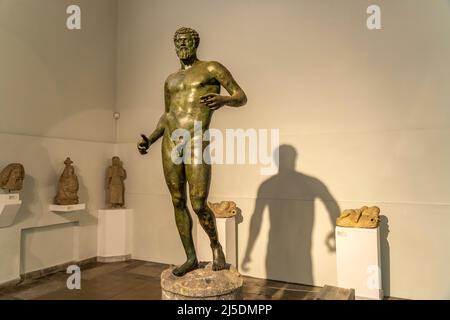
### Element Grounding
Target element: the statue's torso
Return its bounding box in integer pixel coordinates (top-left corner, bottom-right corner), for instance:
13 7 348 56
165 61 220 137
109 166 125 185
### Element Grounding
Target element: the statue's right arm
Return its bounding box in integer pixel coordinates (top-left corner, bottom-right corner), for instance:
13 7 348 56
146 113 167 145
147 80 170 144
138 81 170 154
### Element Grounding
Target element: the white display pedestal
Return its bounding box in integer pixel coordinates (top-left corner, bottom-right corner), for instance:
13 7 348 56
336 226 383 300
196 217 237 267
97 208 133 262
0 194 22 228
49 203 86 212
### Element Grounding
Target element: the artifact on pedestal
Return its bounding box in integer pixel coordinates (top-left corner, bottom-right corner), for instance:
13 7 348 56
336 206 380 228
137 27 247 277
0 163 25 192
54 157 79 205
208 201 237 218
106 156 127 208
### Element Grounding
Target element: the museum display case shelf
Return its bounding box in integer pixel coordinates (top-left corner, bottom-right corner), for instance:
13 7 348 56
48 203 86 213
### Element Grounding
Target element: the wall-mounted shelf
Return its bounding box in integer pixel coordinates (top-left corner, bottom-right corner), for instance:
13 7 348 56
49 203 86 213
0 194 22 228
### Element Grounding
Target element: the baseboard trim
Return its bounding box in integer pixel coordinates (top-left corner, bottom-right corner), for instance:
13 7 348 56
5 255 132 285
97 254 131 263
19 257 98 282
0 277 21 290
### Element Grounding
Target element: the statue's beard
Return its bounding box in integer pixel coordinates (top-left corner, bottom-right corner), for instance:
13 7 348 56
176 46 196 59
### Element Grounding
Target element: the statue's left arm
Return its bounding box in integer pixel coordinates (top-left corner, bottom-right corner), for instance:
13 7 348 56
200 61 247 110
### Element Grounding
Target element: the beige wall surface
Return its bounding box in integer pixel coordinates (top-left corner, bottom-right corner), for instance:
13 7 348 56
0 0 117 142
116 0 450 299
0 0 117 283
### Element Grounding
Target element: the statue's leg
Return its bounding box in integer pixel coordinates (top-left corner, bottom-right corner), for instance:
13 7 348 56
186 162 226 271
162 137 198 276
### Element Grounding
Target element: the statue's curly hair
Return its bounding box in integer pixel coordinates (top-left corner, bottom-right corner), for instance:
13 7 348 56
173 27 200 48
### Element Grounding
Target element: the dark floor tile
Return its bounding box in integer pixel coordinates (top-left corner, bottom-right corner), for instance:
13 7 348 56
1 278 67 300
279 289 316 300
0 259 341 301
34 268 147 300
125 264 169 278
242 276 288 290
109 282 162 300
0 294 20 300
243 292 271 300
36 278 148 300
80 261 138 280
242 285 286 299
285 282 320 292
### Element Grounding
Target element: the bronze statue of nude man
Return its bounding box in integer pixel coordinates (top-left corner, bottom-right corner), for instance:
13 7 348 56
137 27 247 276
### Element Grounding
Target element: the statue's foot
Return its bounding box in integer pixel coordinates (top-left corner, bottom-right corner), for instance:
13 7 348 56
172 258 198 277
212 245 226 271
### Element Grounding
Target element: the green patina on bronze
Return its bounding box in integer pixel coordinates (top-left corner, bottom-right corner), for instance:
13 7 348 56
137 27 247 277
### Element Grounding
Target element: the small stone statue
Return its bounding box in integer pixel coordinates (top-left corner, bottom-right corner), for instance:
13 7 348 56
208 201 237 218
336 206 380 228
106 156 127 208
0 163 25 192
54 157 79 205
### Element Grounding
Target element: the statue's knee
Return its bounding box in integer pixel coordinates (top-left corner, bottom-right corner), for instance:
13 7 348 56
191 198 207 214
172 195 186 209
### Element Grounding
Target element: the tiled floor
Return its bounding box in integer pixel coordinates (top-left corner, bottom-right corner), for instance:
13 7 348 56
0 260 321 300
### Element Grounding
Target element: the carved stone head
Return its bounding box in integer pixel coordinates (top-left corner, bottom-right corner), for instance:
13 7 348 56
0 163 25 192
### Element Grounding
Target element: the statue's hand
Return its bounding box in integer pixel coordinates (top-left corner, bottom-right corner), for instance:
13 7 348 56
200 93 228 110
137 134 150 155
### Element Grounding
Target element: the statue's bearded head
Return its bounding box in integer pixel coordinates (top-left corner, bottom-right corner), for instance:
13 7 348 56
174 27 200 60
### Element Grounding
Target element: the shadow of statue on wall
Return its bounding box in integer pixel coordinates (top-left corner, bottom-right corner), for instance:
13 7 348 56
241 144 340 292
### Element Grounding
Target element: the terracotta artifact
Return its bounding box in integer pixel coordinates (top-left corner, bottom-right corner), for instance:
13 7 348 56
208 201 237 218
137 27 247 276
54 157 79 205
336 206 380 228
106 156 127 208
0 163 25 192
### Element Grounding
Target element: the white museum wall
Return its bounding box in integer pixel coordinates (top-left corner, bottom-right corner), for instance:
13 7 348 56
0 0 117 142
116 0 450 299
0 0 117 284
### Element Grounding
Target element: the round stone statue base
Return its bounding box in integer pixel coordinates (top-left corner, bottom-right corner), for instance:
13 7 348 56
161 262 243 300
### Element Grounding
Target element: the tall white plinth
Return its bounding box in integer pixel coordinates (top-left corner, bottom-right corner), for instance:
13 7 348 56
196 217 237 268
97 209 133 262
0 194 22 228
336 226 383 300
